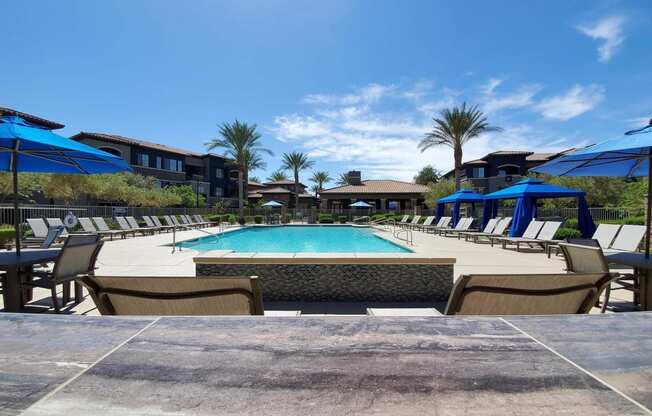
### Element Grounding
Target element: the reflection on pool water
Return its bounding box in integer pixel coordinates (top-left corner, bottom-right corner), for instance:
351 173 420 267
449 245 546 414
178 225 412 253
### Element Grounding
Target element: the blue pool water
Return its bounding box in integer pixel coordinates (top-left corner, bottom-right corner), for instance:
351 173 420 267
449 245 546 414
179 225 412 253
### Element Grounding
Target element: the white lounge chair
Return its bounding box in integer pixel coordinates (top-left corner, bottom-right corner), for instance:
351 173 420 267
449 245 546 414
45 218 69 236
115 216 150 236
440 217 474 237
26 218 49 241
490 219 544 248
602 225 647 255
547 223 621 258
126 216 159 234
79 217 126 240
466 217 512 243
93 217 133 238
423 217 451 234
500 221 562 252
457 217 499 241
415 216 435 231
145 216 174 232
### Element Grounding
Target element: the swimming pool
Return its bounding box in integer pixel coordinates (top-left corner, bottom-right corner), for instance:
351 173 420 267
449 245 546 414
179 225 412 253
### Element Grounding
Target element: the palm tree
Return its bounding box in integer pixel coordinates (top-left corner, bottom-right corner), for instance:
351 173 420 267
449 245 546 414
249 176 261 184
418 103 501 190
243 149 266 198
309 171 331 196
281 152 315 207
206 120 272 214
336 172 353 186
267 169 289 182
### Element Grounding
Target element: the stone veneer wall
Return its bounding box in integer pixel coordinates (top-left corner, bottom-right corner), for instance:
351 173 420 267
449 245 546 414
196 263 454 302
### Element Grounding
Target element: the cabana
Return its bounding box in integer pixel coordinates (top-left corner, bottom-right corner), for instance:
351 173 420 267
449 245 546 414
435 189 485 227
483 178 596 237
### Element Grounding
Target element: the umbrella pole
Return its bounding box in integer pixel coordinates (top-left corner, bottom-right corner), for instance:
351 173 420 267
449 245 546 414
12 149 21 256
646 150 652 259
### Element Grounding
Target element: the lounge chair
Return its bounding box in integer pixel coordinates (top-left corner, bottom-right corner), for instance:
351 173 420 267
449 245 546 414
178 215 198 228
559 242 636 313
115 216 149 236
26 218 49 240
79 217 125 240
126 216 159 234
443 272 618 315
602 224 646 255
169 215 192 229
499 221 562 252
144 216 174 232
189 214 210 227
463 217 512 243
92 217 132 239
457 217 499 241
415 216 435 231
547 223 621 258
423 217 451 234
405 215 422 229
23 234 102 312
440 217 474 237
489 219 544 248
395 215 410 226
45 218 69 236
81 275 264 315
194 215 213 227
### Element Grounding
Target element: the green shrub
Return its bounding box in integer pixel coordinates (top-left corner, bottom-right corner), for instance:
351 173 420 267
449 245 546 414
554 227 582 240
564 218 578 229
623 216 646 225
0 225 15 248
244 216 255 224
318 214 334 224
254 215 263 224
281 214 290 224
207 214 220 222
338 216 347 224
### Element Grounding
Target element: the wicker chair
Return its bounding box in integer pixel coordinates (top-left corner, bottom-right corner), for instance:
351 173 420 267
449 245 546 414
81 276 264 315
444 272 618 315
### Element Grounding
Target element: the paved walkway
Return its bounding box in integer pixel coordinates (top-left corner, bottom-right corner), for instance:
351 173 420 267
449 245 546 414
1 224 636 315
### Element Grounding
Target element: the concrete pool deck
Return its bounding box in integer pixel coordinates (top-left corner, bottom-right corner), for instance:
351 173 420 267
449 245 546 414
0 224 637 315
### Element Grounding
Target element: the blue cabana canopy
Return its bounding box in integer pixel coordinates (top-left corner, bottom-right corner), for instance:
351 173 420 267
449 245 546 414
435 189 485 226
483 178 595 237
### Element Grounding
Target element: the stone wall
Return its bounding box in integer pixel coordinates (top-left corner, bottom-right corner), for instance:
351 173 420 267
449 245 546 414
196 262 454 302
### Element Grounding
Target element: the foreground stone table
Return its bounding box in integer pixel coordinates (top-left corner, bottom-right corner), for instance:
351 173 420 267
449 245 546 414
1 313 650 415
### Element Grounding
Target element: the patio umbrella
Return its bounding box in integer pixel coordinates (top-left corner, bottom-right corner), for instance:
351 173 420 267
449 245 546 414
532 119 652 256
261 200 283 208
349 201 372 208
0 115 131 255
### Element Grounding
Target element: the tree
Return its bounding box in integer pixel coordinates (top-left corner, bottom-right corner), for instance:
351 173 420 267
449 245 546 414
419 103 501 190
242 148 266 200
309 171 331 196
206 120 272 214
249 176 261 184
281 152 314 207
423 179 457 208
168 184 206 208
267 169 289 182
336 172 353 186
414 165 440 185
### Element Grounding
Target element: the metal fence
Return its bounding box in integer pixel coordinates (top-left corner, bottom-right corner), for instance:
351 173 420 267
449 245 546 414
0 203 640 226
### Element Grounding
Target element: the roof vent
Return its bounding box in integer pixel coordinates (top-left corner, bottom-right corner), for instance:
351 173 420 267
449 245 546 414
348 170 362 185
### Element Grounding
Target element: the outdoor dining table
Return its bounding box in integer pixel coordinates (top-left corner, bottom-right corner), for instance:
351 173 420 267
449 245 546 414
605 251 652 311
0 248 60 312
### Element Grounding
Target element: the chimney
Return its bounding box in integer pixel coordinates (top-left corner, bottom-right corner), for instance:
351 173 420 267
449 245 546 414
348 170 362 185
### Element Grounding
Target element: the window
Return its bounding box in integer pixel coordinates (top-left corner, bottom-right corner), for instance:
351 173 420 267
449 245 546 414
164 158 183 172
472 167 485 178
215 168 224 179
156 156 162 169
137 153 149 167
214 187 223 197
177 160 183 172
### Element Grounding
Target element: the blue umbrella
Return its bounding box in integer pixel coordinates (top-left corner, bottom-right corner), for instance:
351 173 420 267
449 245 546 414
0 115 131 254
261 200 283 208
532 119 652 256
349 201 372 208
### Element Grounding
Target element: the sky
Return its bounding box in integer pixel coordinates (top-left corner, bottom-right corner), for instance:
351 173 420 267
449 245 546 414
2 0 651 184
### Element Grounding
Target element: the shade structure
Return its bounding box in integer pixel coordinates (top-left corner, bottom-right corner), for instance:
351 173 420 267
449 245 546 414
435 189 485 227
0 116 132 254
349 201 372 208
484 178 595 238
261 200 283 208
532 122 652 256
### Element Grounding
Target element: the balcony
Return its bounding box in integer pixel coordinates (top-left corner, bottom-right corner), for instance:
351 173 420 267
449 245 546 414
461 175 526 194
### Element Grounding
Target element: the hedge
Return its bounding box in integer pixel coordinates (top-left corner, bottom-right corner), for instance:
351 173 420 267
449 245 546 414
254 215 263 224
337 216 347 224
0 225 14 248
554 227 582 240
318 214 334 224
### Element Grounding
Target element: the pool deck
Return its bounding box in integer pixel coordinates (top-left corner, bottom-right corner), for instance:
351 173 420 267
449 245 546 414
0 224 637 314
2 312 651 415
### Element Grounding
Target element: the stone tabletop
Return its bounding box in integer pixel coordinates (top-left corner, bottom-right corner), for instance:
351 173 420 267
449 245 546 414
1 313 650 415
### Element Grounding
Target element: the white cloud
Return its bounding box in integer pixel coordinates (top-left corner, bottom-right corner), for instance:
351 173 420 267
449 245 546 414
534 84 605 121
270 82 575 181
481 78 504 95
576 16 626 62
483 84 542 114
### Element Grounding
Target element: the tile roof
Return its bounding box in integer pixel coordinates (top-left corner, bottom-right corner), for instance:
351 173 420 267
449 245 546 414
248 181 264 187
0 106 65 130
320 180 429 194
487 150 534 156
264 180 306 187
72 131 231 160
526 148 575 161
258 186 292 194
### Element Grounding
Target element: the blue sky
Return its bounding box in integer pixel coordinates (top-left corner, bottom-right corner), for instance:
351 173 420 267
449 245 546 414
2 0 651 183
